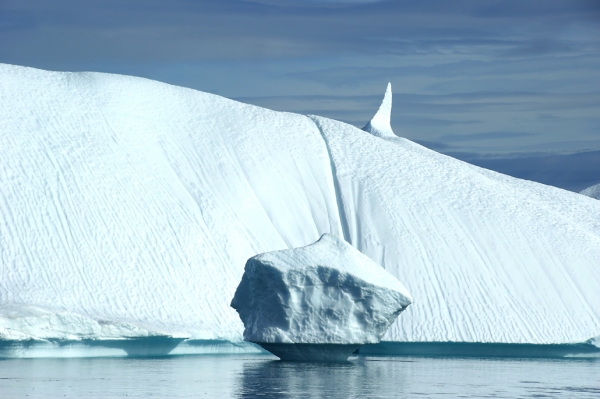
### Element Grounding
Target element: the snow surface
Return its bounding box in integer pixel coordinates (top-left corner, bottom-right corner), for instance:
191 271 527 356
580 183 600 200
231 234 412 344
1 64 600 350
362 82 395 138
0 305 172 341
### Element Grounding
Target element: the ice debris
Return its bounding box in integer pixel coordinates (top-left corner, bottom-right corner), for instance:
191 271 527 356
230 234 412 361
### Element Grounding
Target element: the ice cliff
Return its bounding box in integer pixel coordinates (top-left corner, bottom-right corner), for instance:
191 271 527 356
1 64 600 351
231 234 412 345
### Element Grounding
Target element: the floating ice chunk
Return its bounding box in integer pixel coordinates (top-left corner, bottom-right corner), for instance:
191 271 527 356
230 234 412 361
580 183 600 200
362 82 396 138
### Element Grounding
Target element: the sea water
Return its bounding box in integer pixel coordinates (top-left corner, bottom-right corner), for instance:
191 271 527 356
0 355 598 398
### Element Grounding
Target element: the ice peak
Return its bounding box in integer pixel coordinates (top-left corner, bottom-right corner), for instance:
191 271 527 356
363 82 395 138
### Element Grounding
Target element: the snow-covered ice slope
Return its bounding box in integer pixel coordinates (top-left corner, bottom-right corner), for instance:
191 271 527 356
312 115 600 344
1 64 599 346
0 64 341 341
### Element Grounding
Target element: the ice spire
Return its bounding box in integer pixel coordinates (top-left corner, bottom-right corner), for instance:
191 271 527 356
362 82 395 138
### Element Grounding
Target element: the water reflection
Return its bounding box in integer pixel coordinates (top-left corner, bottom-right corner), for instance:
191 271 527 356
0 355 598 398
237 358 408 399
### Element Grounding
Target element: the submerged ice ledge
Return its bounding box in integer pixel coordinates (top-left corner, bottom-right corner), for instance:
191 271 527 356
2 339 598 359
0 304 266 358
0 338 265 359
358 341 600 359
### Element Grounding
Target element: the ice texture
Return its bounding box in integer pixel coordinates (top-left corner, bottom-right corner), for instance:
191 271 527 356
1 64 599 350
580 183 600 199
230 234 412 345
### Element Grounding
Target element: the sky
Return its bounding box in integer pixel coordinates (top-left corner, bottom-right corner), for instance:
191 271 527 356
1 0 599 191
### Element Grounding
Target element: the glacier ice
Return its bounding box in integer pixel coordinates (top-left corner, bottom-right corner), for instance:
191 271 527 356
580 183 600 200
0 64 599 357
230 234 411 360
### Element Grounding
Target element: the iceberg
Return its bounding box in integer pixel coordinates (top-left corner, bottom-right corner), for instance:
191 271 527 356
230 234 412 361
580 183 600 200
0 64 599 357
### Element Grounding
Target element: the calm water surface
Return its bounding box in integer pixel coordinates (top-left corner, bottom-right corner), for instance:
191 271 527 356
0 355 598 398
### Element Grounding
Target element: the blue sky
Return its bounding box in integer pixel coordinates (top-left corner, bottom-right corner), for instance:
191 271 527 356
1 0 599 190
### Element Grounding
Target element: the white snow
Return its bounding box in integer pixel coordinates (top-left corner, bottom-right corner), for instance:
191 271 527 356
1 64 599 352
362 82 395 138
580 183 600 200
0 304 184 341
0 63 339 343
231 233 412 344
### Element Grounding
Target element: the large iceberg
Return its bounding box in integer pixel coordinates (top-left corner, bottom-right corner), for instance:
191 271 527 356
231 234 412 361
0 64 599 357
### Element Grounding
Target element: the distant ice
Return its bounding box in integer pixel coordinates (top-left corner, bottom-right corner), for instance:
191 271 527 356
580 183 600 199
